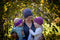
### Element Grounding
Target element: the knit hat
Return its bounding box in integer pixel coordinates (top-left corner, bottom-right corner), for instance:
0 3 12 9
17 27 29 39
14 18 23 26
34 17 43 25
23 8 33 18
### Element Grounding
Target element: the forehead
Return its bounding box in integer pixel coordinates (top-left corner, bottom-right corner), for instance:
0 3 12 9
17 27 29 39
28 15 33 17
25 15 33 19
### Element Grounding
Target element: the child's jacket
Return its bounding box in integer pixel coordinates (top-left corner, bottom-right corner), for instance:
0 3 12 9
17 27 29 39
10 26 25 40
29 28 42 40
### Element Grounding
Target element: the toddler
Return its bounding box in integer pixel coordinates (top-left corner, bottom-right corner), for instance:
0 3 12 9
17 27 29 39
10 18 25 40
28 17 44 40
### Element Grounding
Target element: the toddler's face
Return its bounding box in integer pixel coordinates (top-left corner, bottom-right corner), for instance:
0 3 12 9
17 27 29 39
18 22 23 27
34 22 39 28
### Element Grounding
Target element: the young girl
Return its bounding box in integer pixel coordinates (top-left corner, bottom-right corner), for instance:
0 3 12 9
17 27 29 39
28 17 44 40
10 18 25 40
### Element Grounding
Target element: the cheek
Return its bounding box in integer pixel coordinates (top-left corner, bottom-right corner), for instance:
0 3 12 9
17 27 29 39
19 23 22 26
34 22 35 25
30 18 32 20
29 17 33 20
25 18 28 21
19 24 21 26
20 23 22 25
34 23 36 25
34 23 38 27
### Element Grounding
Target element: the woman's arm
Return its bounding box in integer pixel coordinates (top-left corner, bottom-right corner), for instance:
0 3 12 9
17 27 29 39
29 28 42 36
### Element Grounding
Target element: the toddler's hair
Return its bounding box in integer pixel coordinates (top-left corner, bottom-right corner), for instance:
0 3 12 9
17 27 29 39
40 25 44 32
14 18 23 26
14 18 20 23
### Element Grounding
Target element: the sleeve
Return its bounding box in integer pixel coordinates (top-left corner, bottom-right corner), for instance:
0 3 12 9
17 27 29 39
10 27 16 34
29 28 42 36
21 27 24 31
17 31 22 40
21 27 25 37
28 33 32 40
10 30 13 34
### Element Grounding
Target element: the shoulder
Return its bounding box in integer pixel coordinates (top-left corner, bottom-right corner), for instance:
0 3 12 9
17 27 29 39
20 26 23 29
17 27 24 30
35 28 42 33
14 27 21 29
12 26 16 29
36 28 42 31
36 28 41 30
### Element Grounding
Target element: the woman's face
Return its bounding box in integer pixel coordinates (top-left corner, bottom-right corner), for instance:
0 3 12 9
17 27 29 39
25 15 33 21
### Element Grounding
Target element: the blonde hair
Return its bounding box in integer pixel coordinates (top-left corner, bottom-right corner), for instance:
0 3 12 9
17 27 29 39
14 18 20 23
39 25 44 32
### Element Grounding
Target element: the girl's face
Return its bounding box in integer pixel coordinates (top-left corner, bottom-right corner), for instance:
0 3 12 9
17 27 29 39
18 22 23 27
25 15 33 21
34 22 39 28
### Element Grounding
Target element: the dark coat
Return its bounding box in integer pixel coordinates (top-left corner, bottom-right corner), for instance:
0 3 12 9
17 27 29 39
23 22 36 40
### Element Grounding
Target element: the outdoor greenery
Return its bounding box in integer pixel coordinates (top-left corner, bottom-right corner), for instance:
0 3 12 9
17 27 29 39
0 0 60 40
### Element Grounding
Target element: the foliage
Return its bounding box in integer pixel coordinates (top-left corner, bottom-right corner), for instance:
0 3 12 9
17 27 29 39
0 0 60 40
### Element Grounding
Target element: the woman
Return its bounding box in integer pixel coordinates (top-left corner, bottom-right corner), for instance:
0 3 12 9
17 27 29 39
22 8 36 40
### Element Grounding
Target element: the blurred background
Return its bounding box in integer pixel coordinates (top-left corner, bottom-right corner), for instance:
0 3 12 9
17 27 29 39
0 0 60 40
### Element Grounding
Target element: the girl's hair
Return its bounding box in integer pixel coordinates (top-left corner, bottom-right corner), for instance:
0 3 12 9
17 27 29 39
40 25 44 32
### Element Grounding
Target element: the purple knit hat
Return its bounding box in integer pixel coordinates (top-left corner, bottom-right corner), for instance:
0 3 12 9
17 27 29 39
34 17 43 25
14 19 23 26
